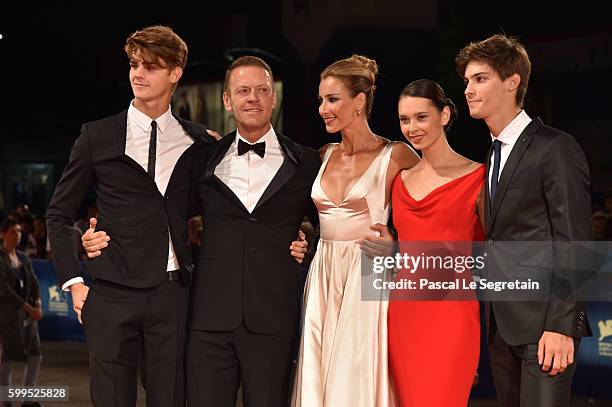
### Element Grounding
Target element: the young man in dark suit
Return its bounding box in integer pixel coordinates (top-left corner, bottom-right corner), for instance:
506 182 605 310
456 34 592 407
46 25 216 406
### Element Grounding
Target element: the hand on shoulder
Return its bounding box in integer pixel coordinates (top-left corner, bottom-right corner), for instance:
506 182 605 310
391 141 420 170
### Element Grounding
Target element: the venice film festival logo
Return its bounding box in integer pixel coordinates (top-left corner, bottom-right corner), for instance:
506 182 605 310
599 319 612 358
48 285 69 316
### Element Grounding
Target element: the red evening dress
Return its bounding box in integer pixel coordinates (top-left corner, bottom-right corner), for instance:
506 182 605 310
388 165 485 406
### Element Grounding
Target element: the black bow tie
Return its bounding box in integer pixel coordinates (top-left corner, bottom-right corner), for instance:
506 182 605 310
238 139 266 158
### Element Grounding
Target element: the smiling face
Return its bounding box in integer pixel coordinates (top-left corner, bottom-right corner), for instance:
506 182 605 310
318 76 364 134
223 65 277 138
398 96 449 150
463 61 517 120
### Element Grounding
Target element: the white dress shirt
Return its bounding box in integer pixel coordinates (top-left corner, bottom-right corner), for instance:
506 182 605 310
214 127 284 213
62 102 193 291
488 110 532 192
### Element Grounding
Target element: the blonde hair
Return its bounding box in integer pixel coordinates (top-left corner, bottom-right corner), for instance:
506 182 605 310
321 55 379 117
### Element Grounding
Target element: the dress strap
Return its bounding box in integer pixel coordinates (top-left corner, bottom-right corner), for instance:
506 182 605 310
377 141 398 182
368 141 399 225
321 143 337 166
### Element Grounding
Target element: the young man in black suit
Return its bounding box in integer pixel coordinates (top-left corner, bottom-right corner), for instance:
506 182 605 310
46 25 216 406
456 34 592 407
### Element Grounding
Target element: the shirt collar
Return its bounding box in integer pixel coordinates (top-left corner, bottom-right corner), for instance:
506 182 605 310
235 126 278 152
491 110 532 146
128 101 173 133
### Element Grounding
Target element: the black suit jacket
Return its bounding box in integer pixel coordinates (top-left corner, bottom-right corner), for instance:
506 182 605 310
46 110 215 288
484 117 592 345
189 131 320 338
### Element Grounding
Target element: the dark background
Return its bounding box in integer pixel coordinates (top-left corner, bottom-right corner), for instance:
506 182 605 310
0 0 611 214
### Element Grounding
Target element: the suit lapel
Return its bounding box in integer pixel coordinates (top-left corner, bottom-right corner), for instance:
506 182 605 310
489 118 541 229
252 133 300 212
166 116 215 192
203 132 250 214
484 142 494 233
110 111 157 186
204 131 303 213
176 115 214 151
114 110 216 195
212 174 250 214
111 110 129 157
205 131 235 178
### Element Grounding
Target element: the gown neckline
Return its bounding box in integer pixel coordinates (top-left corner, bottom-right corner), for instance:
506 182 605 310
319 143 388 207
399 165 483 203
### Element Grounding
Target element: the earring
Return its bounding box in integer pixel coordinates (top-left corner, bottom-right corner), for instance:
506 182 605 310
357 107 362 115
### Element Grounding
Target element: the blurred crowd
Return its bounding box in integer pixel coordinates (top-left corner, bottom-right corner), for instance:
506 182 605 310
0 203 92 261
593 190 612 241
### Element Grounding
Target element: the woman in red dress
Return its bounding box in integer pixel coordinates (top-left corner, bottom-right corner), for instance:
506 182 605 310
388 79 485 406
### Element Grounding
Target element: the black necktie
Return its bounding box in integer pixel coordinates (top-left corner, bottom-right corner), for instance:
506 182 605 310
147 120 157 178
238 139 265 158
490 139 502 200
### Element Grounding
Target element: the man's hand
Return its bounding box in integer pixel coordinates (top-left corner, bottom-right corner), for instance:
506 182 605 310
538 331 575 376
207 129 222 141
290 230 308 264
82 217 109 258
358 224 397 258
70 282 90 325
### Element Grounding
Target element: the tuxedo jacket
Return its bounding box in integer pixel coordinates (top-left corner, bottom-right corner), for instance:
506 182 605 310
46 110 215 288
188 131 320 338
483 117 592 345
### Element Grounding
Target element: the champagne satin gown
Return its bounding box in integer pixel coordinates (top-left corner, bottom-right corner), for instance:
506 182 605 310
388 165 485 406
292 142 398 407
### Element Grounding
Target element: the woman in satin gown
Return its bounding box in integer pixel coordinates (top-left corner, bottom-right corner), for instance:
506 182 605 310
387 79 485 406
291 56 418 407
